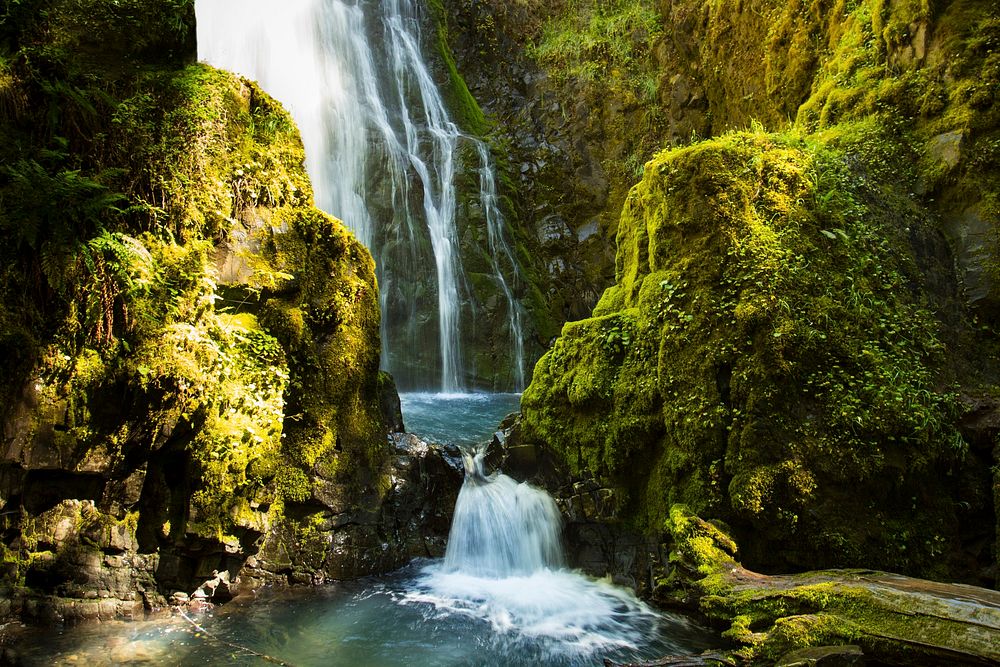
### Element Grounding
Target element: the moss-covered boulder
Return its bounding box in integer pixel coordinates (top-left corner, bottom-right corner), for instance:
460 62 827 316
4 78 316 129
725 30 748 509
521 130 995 579
0 0 426 618
659 505 1000 665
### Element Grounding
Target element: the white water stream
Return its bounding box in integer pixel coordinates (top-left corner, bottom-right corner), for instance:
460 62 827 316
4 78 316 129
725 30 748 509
400 412 679 660
196 0 525 391
445 444 563 577
404 456 671 657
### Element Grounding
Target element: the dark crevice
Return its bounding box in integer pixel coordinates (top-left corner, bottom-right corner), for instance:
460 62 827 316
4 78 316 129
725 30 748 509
20 470 105 515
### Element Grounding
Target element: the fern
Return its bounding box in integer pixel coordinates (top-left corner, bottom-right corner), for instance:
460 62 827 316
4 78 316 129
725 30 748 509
0 158 144 345
79 230 153 344
0 159 125 252
87 229 153 293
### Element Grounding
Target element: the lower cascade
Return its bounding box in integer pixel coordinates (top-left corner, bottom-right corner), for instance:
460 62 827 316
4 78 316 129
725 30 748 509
401 449 685 660
405 439 663 658
442 444 563 577
3 393 716 665
391 395 715 663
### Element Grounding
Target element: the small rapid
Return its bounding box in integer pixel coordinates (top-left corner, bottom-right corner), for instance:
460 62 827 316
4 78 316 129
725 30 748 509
397 393 715 663
443 444 563 577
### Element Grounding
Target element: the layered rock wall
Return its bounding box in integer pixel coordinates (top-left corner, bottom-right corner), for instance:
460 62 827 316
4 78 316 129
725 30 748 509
437 0 1000 588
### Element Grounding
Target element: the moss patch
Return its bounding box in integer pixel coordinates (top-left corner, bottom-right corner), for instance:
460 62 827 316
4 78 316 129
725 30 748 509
663 505 1000 665
425 0 488 135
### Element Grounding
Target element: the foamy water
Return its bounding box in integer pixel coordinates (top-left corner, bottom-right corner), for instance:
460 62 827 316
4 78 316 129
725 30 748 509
401 564 675 660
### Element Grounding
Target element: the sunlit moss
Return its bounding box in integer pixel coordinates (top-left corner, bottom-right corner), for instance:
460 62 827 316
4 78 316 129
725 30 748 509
0 0 388 591
523 129 973 575
665 505 997 664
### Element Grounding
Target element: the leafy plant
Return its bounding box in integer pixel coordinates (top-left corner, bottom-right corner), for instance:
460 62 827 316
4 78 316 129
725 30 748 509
601 316 634 355
0 157 155 344
529 0 662 85
1 158 123 251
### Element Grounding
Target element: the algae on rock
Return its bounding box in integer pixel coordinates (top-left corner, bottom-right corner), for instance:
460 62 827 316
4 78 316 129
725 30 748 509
661 505 1000 665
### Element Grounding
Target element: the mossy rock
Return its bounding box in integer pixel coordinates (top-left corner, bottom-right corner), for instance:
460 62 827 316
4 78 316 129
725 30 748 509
522 130 987 578
0 0 389 604
258 205 386 494
663 505 1000 666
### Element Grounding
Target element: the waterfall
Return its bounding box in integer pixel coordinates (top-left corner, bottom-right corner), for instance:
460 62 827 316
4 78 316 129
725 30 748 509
444 444 562 577
475 143 526 391
196 0 525 392
405 435 680 659
196 0 377 247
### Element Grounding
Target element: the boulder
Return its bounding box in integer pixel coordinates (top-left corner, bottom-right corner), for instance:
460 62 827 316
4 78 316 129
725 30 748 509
659 506 1000 666
521 132 992 581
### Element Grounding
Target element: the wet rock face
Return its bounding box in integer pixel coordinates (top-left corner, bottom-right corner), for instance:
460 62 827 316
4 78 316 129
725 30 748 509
383 433 464 560
438 0 709 340
555 480 667 596
378 372 406 434
434 3 614 340
243 432 462 589
2 500 162 624
486 416 663 594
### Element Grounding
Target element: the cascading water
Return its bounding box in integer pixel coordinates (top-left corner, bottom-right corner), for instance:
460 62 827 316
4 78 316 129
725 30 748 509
402 427 706 662
189 4 715 661
476 143 527 390
196 0 526 391
11 394 720 665
443 443 562 577
196 0 377 247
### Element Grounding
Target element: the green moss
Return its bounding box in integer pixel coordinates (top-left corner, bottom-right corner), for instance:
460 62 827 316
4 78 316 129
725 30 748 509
666 505 739 577
523 129 973 575
130 310 287 541
664 506 1000 664
258 205 385 492
105 64 310 241
425 0 488 135
529 0 662 90
0 0 388 589
3 0 195 70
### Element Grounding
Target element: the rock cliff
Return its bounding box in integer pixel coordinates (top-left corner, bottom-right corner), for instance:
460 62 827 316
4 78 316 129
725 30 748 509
438 0 1000 589
0 0 459 621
